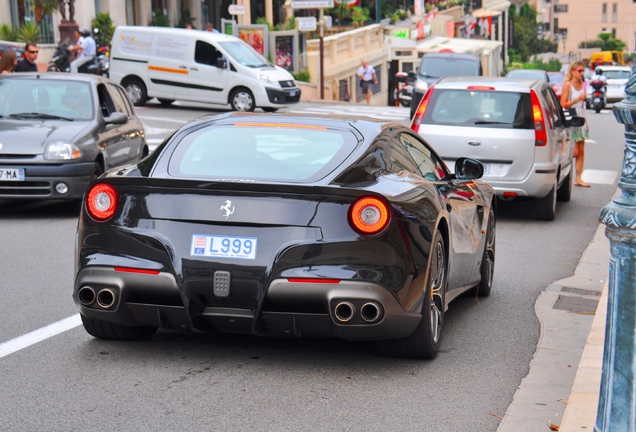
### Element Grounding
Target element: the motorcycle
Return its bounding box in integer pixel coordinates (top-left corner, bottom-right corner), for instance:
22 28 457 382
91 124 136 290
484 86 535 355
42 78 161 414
395 71 416 108
589 79 607 113
47 38 109 76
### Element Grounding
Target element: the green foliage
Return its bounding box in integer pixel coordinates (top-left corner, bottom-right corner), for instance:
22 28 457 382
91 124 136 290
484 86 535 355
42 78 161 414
149 9 170 27
256 17 274 31
273 16 295 31
31 0 59 23
92 13 115 47
351 6 370 27
326 3 351 30
17 22 40 44
177 9 195 29
390 13 400 24
0 24 18 42
507 57 562 72
578 33 627 51
578 40 604 49
507 4 556 63
292 70 310 82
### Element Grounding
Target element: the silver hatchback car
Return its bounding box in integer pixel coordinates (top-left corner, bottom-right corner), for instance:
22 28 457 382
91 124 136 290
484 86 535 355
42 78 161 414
411 76 584 220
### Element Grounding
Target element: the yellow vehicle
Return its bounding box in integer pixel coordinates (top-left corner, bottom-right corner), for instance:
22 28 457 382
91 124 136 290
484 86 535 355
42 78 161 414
590 51 625 70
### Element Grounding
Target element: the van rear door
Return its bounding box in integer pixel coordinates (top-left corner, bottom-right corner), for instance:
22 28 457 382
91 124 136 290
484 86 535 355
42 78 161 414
187 40 228 104
147 33 192 98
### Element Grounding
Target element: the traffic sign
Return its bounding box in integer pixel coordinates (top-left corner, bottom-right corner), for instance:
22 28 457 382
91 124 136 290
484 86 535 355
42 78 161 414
228 4 245 14
290 0 334 8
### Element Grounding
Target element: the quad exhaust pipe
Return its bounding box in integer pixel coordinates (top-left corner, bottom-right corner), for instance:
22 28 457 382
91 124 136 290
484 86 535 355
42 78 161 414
334 301 383 323
78 286 116 309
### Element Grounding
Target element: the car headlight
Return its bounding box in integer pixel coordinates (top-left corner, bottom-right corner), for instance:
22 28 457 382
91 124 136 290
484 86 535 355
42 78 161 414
416 80 429 92
44 141 82 160
258 74 279 86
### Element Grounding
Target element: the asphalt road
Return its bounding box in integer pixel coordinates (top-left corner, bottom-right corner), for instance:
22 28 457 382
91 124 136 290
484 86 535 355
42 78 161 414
0 102 624 431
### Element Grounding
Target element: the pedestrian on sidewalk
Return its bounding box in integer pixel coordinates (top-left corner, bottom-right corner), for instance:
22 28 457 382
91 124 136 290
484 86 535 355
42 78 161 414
14 43 38 72
357 60 377 105
561 61 591 187
0 49 18 74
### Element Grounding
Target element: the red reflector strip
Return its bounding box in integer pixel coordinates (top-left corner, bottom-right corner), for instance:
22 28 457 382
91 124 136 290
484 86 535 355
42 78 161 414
467 86 496 90
114 267 160 275
287 278 341 284
503 192 518 197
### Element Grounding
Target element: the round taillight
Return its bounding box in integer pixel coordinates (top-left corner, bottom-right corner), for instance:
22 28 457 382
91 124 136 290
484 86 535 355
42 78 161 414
86 183 118 222
349 196 390 235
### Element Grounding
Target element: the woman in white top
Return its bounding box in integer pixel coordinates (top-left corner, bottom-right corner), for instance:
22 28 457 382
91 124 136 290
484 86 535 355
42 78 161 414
561 61 590 187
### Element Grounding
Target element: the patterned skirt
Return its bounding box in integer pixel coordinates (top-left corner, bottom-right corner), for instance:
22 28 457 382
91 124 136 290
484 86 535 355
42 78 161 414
571 126 589 143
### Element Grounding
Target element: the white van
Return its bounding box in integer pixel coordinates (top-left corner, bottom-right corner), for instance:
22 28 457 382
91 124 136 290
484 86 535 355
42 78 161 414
110 26 301 112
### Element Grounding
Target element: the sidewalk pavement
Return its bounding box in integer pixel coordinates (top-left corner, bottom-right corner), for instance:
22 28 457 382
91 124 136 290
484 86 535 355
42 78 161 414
498 223 609 432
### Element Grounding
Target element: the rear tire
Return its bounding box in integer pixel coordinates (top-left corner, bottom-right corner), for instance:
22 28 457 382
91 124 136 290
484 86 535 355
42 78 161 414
262 107 278 112
557 169 573 202
475 207 496 297
81 314 156 341
123 77 148 107
535 180 557 221
375 231 446 359
158 98 174 105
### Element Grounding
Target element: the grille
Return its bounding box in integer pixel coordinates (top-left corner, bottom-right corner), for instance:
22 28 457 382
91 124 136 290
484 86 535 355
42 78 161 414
279 80 295 88
0 181 51 196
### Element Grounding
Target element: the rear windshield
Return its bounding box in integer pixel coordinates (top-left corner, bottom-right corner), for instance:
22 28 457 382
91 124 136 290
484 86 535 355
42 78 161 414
168 124 359 182
418 57 479 79
604 70 631 79
423 89 533 129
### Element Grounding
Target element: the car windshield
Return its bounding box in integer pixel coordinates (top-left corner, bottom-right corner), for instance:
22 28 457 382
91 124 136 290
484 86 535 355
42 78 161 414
0 78 93 120
548 74 564 84
218 41 270 68
418 57 479 79
506 70 548 81
423 89 534 129
168 124 359 182
604 70 631 79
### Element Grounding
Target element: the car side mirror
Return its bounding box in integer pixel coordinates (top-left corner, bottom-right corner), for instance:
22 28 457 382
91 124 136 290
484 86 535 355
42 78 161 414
216 58 227 69
455 157 484 180
104 112 128 125
567 116 586 128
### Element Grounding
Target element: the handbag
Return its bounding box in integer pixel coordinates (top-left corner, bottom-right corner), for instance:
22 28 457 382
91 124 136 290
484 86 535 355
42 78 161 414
563 83 578 121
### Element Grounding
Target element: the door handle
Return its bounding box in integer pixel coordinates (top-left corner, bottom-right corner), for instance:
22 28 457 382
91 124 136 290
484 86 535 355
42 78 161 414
179 65 187 69
191 67 198 71
467 140 481 146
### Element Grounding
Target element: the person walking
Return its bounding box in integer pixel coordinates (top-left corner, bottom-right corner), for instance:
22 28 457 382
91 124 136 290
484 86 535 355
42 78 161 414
0 49 18 74
561 61 591 187
69 29 96 73
205 22 220 33
357 60 377 105
14 43 38 72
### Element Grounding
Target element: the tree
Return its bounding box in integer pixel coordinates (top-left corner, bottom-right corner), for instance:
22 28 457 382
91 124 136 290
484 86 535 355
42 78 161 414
598 32 627 51
508 4 557 63
31 0 59 24
351 6 370 27
92 13 114 47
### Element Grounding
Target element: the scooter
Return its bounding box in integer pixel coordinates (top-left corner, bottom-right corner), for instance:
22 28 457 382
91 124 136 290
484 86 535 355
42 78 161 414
395 71 416 108
589 79 607 113
47 39 108 76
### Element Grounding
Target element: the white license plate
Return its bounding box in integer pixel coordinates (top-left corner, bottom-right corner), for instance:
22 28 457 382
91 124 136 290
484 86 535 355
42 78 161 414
0 168 25 181
191 234 257 260
289 90 297 97
482 163 489 175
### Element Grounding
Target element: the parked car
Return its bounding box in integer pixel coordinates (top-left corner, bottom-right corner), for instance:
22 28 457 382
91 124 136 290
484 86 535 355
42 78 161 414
410 52 483 118
73 112 497 360
0 44 24 60
411 76 585 221
0 73 148 201
505 69 549 82
585 65 631 104
547 71 564 97
110 26 300 112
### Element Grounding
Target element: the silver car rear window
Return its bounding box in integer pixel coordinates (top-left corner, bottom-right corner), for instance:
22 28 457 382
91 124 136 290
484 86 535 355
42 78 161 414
168 124 359 182
423 89 533 129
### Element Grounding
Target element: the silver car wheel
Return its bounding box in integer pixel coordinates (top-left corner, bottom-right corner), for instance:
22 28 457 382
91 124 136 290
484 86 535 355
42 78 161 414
126 83 143 105
231 90 254 112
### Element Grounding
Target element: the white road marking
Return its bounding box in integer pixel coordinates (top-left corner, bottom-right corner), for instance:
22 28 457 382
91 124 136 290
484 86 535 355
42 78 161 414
0 314 81 359
585 139 597 144
582 169 618 185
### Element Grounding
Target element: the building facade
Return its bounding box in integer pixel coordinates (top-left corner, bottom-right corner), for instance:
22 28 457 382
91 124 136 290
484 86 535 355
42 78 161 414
545 0 636 54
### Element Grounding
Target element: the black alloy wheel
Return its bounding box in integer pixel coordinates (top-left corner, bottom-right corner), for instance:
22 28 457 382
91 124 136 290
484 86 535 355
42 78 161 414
375 230 447 359
475 207 496 297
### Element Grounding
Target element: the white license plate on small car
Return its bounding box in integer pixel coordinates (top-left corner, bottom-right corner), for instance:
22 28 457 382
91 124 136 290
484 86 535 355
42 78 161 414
289 90 297 97
191 234 257 260
0 168 25 181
